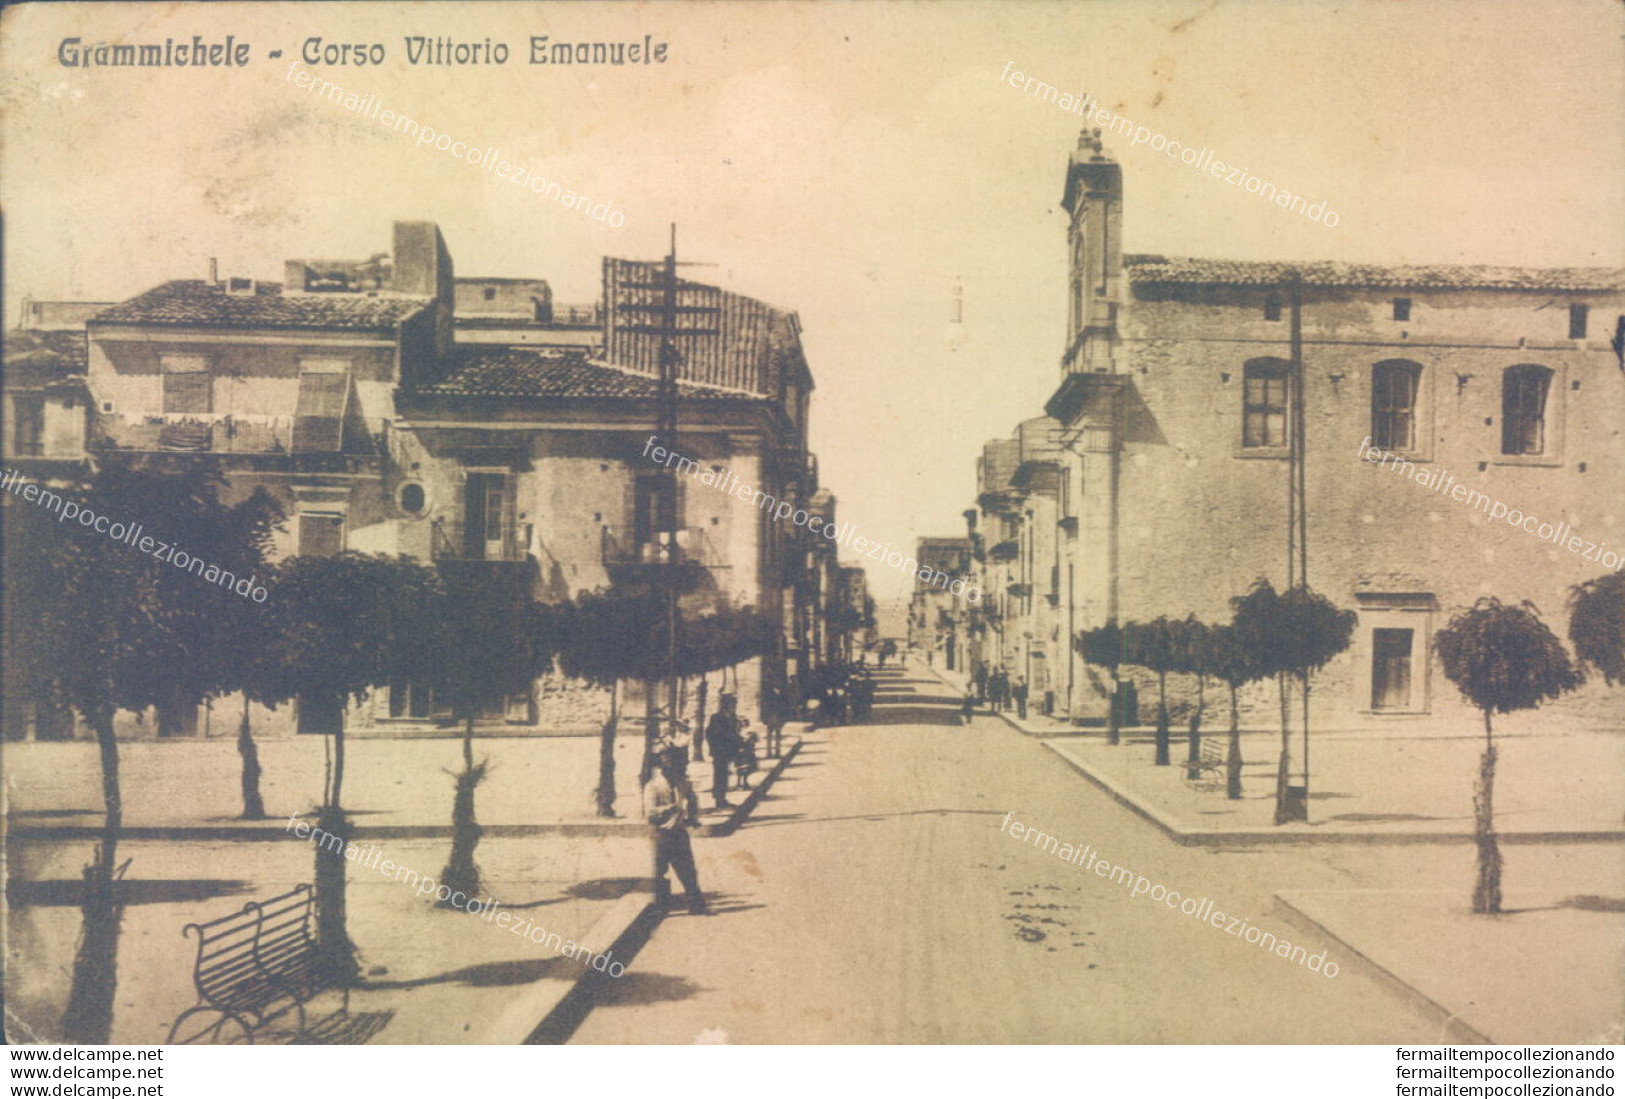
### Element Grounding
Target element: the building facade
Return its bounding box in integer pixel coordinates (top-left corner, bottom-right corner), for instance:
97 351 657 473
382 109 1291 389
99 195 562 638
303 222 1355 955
10 220 846 740
929 129 1625 732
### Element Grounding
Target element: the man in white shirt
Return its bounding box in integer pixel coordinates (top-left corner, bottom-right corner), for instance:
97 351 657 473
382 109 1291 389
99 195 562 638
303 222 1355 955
643 746 710 915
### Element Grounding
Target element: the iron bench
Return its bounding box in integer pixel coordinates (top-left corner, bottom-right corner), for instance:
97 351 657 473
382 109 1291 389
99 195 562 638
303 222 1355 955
1184 738 1226 791
167 885 341 1044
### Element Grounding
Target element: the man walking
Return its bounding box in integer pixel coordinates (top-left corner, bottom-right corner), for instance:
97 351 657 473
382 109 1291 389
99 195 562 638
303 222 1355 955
705 693 742 810
763 683 786 758
1013 675 1029 720
972 662 989 706
643 746 709 915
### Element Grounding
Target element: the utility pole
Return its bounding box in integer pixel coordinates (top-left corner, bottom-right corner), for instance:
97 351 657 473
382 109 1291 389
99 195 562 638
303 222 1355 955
1285 271 1310 821
613 226 719 767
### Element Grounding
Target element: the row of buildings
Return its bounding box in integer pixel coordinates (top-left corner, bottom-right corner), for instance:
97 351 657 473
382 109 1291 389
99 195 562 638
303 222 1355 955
4 222 872 739
912 128 1624 733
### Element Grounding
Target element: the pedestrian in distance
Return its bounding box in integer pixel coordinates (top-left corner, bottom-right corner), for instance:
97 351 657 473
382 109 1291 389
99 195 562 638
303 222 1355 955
705 692 742 810
961 688 976 726
972 662 989 705
764 683 786 758
1013 675 1029 720
734 729 759 789
643 746 709 915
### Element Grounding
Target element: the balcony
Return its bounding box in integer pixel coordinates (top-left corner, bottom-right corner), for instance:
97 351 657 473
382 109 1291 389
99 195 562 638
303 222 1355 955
989 539 1020 562
600 526 724 570
548 302 603 326
430 517 531 563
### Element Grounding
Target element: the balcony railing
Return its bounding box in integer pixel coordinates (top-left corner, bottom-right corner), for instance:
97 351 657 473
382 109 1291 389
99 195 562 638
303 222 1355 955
600 526 723 569
430 518 530 562
549 303 603 326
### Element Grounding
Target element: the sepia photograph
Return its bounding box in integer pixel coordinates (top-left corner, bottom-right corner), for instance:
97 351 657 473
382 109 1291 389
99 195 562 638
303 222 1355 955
1 0 1621 1089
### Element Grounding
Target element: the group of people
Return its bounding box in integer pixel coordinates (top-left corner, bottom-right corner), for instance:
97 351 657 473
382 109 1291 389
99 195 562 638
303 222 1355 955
641 687 780 916
967 663 1030 721
807 661 877 727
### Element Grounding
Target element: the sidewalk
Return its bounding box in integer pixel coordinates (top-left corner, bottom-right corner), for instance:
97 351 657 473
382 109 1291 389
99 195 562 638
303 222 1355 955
1275 888 1625 1044
915 655 1625 845
4 726 810 841
4 833 653 1044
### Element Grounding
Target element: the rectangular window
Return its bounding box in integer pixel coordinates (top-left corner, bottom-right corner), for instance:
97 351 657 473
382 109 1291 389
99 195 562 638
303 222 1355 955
297 513 345 558
292 363 351 453
160 355 211 414
1569 304 1588 340
464 472 512 560
1392 297 1411 322
1371 628 1414 710
1263 296 1282 322
1243 366 1289 448
1502 366 1551 456
11 394 44 456
1372 363 1420 451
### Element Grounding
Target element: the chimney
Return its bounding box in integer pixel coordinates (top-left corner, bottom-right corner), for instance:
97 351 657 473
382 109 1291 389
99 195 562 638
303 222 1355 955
208 258 218 285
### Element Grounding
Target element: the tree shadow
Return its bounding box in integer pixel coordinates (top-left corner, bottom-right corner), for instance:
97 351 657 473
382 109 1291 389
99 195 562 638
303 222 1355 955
578 972 702 1009
1325 812 1461 823
1559 894 1625 913
8 879 253 907
360 955 578 991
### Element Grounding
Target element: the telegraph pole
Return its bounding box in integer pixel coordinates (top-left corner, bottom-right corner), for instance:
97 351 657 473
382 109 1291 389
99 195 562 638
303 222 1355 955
614 226 719 764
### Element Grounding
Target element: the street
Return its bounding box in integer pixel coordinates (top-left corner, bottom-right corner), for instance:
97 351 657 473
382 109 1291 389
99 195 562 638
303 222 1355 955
571 661 1450 1043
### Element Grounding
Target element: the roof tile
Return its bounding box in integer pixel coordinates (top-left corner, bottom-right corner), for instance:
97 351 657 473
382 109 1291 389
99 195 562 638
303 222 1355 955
92 280 431 332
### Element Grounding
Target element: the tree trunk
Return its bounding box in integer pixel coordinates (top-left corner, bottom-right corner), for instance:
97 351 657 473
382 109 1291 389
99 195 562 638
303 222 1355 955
313 705 357 988
1273 672 1294 824
330 697 346 809
1472 709 1503 915
1154 670 1170 765
640 678 661 786
62 707 123 1043
692 676 708 763
440 713 485 902
1225 683 1243 799
595 681 619 817
1185 674 1206 779
237 696 266 820
1107 665 1121 746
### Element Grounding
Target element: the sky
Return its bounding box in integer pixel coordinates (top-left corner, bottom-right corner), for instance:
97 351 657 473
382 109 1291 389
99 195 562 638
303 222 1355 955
4 0 1622 601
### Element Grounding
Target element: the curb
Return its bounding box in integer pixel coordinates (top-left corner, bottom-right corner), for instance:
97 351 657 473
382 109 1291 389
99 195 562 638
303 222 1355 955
482 890 663 1045
1041 740 1625 847
486 735 808 1042
700 736 804 837
1272 892 1492 1044
6 733 812 845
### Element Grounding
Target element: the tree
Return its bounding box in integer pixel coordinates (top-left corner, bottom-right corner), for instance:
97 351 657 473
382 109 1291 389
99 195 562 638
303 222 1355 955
555 590 663 817
1075 622 1127 745
1231 580 1355 824
556 592 776 815
256 552 441 985
1435 598 1581 914
423 568 565 903
4 473 160 1041
88 465 284 816
1569 569 1625 687
1203 623 1264 799
1168 617 1213 779
1122 618 1182 766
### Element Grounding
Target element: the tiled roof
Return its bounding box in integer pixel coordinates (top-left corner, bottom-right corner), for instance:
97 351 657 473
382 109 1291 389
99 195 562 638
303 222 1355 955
403 346 769 401
91 280 431 332
1123 255 1625 292
4 329 89 376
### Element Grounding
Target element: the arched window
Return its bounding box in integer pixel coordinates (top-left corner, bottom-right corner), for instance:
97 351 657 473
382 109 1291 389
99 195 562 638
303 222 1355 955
1501 364 1552 456
1242 359 1290 449
1371 360 1422 451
